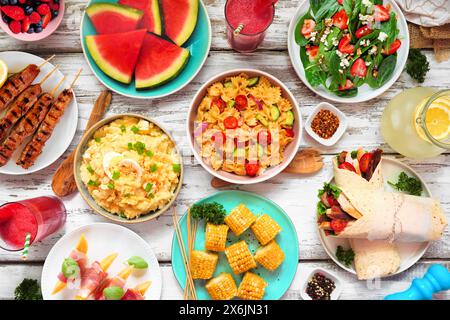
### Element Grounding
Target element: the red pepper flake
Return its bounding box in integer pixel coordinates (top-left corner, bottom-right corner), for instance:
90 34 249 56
311 109 340 139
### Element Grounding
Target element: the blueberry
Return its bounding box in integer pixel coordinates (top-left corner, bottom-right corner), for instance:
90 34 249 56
53 0 59 3
34 26 42 33
24 6 33 15
0 0 8 5
52 9 58 18
34 1 41 6
34 20 42 27
27 27 34 34
8 0 17 5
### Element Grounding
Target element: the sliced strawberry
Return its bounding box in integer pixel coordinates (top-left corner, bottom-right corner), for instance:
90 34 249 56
306 45 319 61
245 163 260 177
355 26 372 39
338 161 356 172
257 130 272 146
29 12 41 24
235 95 248 111
224 116 238 129
1 6 25 21
284 128 295 138
332 9 348 30
383 39 401 55
41 12 51 28
8 20 21 34
350 58 367 78
21 15 30 33
37 4 50 15
330 219 348 233
359 152 373 173
338 34 354 54
301 19 316 39
338 79 354 91
374 4 390 22
211 97 226 113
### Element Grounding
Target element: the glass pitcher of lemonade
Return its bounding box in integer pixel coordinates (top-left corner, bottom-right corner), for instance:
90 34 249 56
381 88 450 159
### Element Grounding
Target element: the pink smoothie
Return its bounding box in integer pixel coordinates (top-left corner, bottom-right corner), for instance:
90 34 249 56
225 0 274 35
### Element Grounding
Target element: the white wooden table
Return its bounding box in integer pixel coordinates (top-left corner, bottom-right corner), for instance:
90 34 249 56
0 0 449 300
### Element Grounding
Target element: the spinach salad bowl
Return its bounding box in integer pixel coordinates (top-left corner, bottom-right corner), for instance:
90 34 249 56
288 0 409 103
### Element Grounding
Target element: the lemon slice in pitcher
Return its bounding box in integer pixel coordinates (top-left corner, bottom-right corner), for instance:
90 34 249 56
0 59 8 88
415 97 450 142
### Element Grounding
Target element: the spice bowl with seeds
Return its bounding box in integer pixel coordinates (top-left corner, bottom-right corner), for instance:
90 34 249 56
300 268 342 300
305 102 347 147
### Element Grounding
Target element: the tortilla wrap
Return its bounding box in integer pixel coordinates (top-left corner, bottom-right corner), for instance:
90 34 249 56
332 160 447 242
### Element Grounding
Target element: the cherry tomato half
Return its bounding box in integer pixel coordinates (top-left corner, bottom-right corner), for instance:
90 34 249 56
359 152 373 173
211 97 226 113
235 95 248 111
338 161 356 172
224 116 239 129
245 163 260 177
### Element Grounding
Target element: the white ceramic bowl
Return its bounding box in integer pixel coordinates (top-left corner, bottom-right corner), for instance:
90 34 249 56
186 69 302 185
305 102 348 146
300 267 343 300
287 0 410 103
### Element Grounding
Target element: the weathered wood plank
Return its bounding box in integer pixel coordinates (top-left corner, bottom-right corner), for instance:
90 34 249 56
1 261 448 300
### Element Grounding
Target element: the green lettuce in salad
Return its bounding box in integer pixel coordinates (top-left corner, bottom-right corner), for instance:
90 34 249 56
295 0 401 97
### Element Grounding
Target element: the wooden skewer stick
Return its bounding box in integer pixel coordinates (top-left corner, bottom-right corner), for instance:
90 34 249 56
50 76 67 96
38 65 59 86
69 68 82 89
38 54 56 69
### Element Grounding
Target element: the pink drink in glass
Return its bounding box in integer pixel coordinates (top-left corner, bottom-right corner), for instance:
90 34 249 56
0 196 66 251
225 0 275 53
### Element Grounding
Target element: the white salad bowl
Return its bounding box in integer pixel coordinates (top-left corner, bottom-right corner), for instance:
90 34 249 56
288 0 409 103
186 69 302 185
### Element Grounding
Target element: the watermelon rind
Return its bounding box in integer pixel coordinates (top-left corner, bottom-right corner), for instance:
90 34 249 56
149 0 162 35
162 0 199 46
136 48 190 89
86 3 144 22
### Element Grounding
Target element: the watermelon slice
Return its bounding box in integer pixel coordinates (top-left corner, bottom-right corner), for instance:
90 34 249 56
86 29 147 84
119 0 162 35
160 0 199 46
135 33 190 89
86 3 144 34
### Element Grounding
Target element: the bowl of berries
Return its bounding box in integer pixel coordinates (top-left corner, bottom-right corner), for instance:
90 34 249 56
0 0 64 41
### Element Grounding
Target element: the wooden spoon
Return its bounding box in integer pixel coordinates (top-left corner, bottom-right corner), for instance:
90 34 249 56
211 148 323 188
51 90 112 197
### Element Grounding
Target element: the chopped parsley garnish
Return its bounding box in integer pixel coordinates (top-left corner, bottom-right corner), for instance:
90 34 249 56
150 164 158 172
336 246 355 267
172 164 181 173
87 180 100 187
112 171 120 180
86 165 94 174
131 126 140 134
94 137 101 143
146 150 154 157
406 49 430 83
388 172 423 196
144 183 153 193
120 125 126 133
318 183 341 199
107 182 115 189
14 279 42 300
190 202 226 224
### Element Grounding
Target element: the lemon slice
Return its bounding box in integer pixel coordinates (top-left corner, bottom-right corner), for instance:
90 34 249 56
0 59 8 88
415 97 450 142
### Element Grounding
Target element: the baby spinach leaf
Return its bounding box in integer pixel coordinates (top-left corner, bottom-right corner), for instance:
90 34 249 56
315 0 340 22
376 54 397 87
329 52 345 86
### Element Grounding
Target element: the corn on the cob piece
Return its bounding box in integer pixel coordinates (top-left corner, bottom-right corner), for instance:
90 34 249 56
254 240 285 272
251 214 282 245
205 223 229 252
224 204 257 236
206 273 237 300
190 250 218 279
237 272 268 300
224 240 256 275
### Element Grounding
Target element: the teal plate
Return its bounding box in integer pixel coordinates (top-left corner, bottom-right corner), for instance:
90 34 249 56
171 190 299 300
80 0 211 99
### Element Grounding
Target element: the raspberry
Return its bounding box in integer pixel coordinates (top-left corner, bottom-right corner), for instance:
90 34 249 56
8 20 21 34
1 5 25 21
37 4 50 15
29 11 40 24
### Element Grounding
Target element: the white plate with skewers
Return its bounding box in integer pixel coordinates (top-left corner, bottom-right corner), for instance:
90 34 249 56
41 223 162 300
0 51 78 175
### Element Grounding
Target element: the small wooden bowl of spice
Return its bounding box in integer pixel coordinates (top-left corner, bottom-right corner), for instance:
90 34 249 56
305 102 347 146
300 268 342 300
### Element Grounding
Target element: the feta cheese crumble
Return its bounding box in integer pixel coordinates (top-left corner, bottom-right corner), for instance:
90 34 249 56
378 31 388 42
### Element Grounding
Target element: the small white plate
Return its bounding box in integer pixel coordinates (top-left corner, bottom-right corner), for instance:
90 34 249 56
318 157 430 278
0 51 78 175
305 102 347 146
41 223 162 300
300 267 343 300
287 0 410 103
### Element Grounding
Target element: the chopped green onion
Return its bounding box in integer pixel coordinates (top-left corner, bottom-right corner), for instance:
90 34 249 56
150 164 158 172
94 137 101 143
112 171 120 180
107 182 115 189
133 141 146 155
120 125 126 133
127 142 133 150
87 180 100 187
86 165 94 174
146 150 154 157
144 183 153 192
131 126 140 134
172 164 181 173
